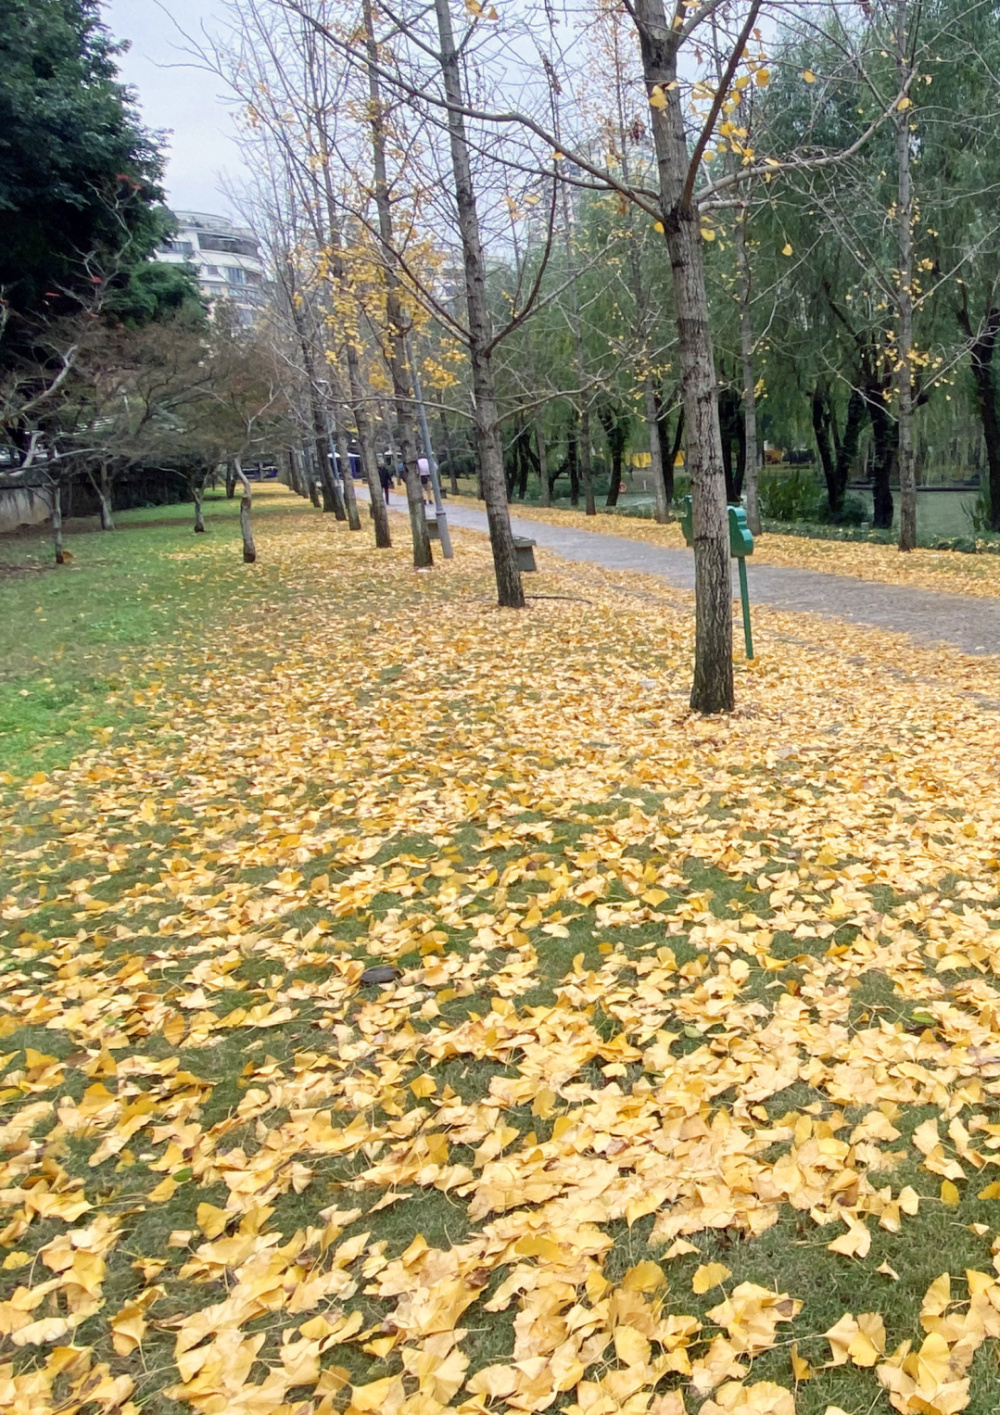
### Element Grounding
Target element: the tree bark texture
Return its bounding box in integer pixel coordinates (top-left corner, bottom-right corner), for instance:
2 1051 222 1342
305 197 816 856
51 481 65 565
347 349 392 548
866 390 897 529
633 0 733 711
554 138 596 518
644 377 669 522
895 0 917 552
619 110 668 524
364 0 432 570
194 481 206 533
958 304 1000 529
97 462 114 531
331 395 362 531
580 407 595 515
433 0 523 606
313 153 387 543
736 207 760 535
536 418 551 507
234 460 257 563
307 461 321 508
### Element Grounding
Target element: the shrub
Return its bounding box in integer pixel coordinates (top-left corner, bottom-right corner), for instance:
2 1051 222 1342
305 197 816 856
758 468 823 522
824 493 869 526
967 484 992 533
438 453 476 482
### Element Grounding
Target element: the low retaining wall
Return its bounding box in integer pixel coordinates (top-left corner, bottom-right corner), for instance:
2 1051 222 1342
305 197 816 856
0 483 50 534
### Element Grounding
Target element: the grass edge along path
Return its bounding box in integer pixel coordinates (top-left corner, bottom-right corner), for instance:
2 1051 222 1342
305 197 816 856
446 489 1000 604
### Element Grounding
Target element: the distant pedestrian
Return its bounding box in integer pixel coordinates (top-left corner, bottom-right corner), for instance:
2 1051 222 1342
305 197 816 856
417 456 431 504
378 463 393 506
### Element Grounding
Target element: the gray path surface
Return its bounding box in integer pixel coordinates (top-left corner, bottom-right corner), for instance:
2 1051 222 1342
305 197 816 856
380 491 1000 655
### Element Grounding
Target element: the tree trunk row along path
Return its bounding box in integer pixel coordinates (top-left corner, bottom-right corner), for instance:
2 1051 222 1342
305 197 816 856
388 492 1000 656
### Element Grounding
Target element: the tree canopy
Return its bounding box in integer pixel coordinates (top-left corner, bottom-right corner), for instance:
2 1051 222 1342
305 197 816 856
0 0 164 314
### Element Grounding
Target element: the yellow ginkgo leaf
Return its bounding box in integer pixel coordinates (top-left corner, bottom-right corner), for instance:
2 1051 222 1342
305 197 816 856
803 69 817 83
790 1342 812 1381
940 1179 960 1206
782 242 793 256
692 1261 731 1293
898 95 913 109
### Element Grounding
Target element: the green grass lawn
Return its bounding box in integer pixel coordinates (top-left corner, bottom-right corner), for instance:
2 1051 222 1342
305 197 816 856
0 491 310 778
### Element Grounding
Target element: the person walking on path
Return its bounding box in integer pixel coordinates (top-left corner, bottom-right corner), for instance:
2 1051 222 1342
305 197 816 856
417 456 431 504
378 462 394 506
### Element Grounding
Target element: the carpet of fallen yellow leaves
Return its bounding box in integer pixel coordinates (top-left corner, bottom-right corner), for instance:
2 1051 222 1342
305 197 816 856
5 491 1000 1415
477 498 1000 601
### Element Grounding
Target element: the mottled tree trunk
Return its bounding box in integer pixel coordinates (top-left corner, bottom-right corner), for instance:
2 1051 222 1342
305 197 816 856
867 393 897 529
51 481 65 565
433 0 523 606
234 460 256 563
536 418 550 507
960 304 1000 530
97 462 114 531
645 377 669 522
580 406 595 515
364 0 432 569
895 0 917 552
332 399 362 531
347 347 392 548
193 480 206 533
736 206 760 535
634 0 734 712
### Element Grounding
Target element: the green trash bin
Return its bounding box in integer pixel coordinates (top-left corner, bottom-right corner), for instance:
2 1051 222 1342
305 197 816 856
679 497 754 659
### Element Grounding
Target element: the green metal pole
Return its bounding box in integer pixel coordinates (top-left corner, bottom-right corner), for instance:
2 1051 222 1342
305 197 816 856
737 557 753 659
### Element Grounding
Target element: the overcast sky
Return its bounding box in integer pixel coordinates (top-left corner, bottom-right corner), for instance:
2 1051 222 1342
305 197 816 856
103 0 246 217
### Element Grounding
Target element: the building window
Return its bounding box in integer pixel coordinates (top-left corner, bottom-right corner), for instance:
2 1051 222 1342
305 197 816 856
202 264 221 277
226 266 247 285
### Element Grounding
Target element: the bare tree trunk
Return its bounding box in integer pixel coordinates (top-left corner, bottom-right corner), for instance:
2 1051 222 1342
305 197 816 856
226 465 236 499
51 479 65 565
284 448 303 495
303 446 321 508
536 418 550 507
433 0 523 605
194 478 206 533
314 416 346 520
97 462 115 531
644 377 669 521
234 460 257 563
896 0 917 552
633 0 734 712
364 0 432 570
288 275 346 520
347 352 392 548
736 205 761 535
959 302 1000 529
618 86 669 525
332 397 362 531
580 406 595 515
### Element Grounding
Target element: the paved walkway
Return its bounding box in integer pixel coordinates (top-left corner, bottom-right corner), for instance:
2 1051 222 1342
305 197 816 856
378 491 1000 656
